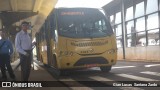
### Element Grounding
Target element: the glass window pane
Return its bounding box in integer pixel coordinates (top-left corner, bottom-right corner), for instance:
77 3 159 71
110 15 114 23
136 32 146 46
127 32 137 47
126 35 131 47
113 28 115 34
115 24 122 36
147 13 159 30
148 29 159 45
157 40 159 45
146 0 158 14
110 15 114 26
126 21 134 34
135 2 144 18
126 6 133 21
117 36 122 48
115 12 121 24
136 17 145 32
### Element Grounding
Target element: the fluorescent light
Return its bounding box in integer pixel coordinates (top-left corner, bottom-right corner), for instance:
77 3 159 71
55 0 112 8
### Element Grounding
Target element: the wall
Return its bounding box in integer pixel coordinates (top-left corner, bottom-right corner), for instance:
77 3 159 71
118 46 160 62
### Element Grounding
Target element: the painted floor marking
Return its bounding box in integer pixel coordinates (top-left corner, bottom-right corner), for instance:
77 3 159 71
112 66 136 69
145 64 160 67
140 71 160 77
89 76 113 81
116 74 158 81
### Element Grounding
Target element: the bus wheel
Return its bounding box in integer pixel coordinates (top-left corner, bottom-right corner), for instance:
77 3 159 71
100 66 112 72
53 54 57 68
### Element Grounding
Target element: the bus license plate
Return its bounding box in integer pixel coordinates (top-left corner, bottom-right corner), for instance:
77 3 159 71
86 64 97 68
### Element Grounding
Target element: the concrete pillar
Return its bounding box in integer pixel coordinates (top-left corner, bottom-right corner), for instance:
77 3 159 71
0 19 2 29
0 19 2 39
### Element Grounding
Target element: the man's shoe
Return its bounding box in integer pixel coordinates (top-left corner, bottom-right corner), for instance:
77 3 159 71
0 77 7 81
11 77 16 81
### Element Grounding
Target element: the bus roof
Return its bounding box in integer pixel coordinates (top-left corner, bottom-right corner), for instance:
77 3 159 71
55 7 103 10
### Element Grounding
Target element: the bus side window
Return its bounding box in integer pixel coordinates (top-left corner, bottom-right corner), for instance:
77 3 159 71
50 13 56 41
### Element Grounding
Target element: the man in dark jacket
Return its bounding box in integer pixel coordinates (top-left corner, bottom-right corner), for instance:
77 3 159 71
0 31 15 81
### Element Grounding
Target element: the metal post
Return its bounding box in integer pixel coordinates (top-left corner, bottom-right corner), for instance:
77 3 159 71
121 0 126 59
158 0 160 46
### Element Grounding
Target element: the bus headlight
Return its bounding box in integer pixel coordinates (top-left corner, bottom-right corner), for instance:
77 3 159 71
59 51 74 56
108 49 116 54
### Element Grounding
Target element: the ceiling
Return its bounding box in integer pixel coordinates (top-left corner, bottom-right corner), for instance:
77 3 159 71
103 0 144 15
0 0 58 37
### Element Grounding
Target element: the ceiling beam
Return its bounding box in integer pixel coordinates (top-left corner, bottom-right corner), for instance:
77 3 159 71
0 11 38 26
10 0 18 11
33 0 43 12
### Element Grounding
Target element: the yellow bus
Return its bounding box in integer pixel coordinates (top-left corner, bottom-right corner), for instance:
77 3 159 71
36 8 117 73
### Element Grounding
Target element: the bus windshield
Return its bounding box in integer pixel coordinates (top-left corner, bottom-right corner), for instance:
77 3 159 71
57 8 113 38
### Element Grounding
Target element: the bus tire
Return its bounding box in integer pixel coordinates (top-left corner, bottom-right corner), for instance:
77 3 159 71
100 66 112 72
41 55 48 67
53 54 57 68
43 64 48 67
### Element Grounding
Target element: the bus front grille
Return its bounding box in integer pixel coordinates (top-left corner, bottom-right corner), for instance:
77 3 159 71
71 41 108 47
74 57 108 66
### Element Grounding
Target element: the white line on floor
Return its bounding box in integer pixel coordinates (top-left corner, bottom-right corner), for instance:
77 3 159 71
89 76 113 81
116 74 158 81
144 64 160 67
140 71 160 77
112 66 136 69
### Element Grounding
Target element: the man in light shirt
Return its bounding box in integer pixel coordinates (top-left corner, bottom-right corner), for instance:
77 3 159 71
15 21 36 81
